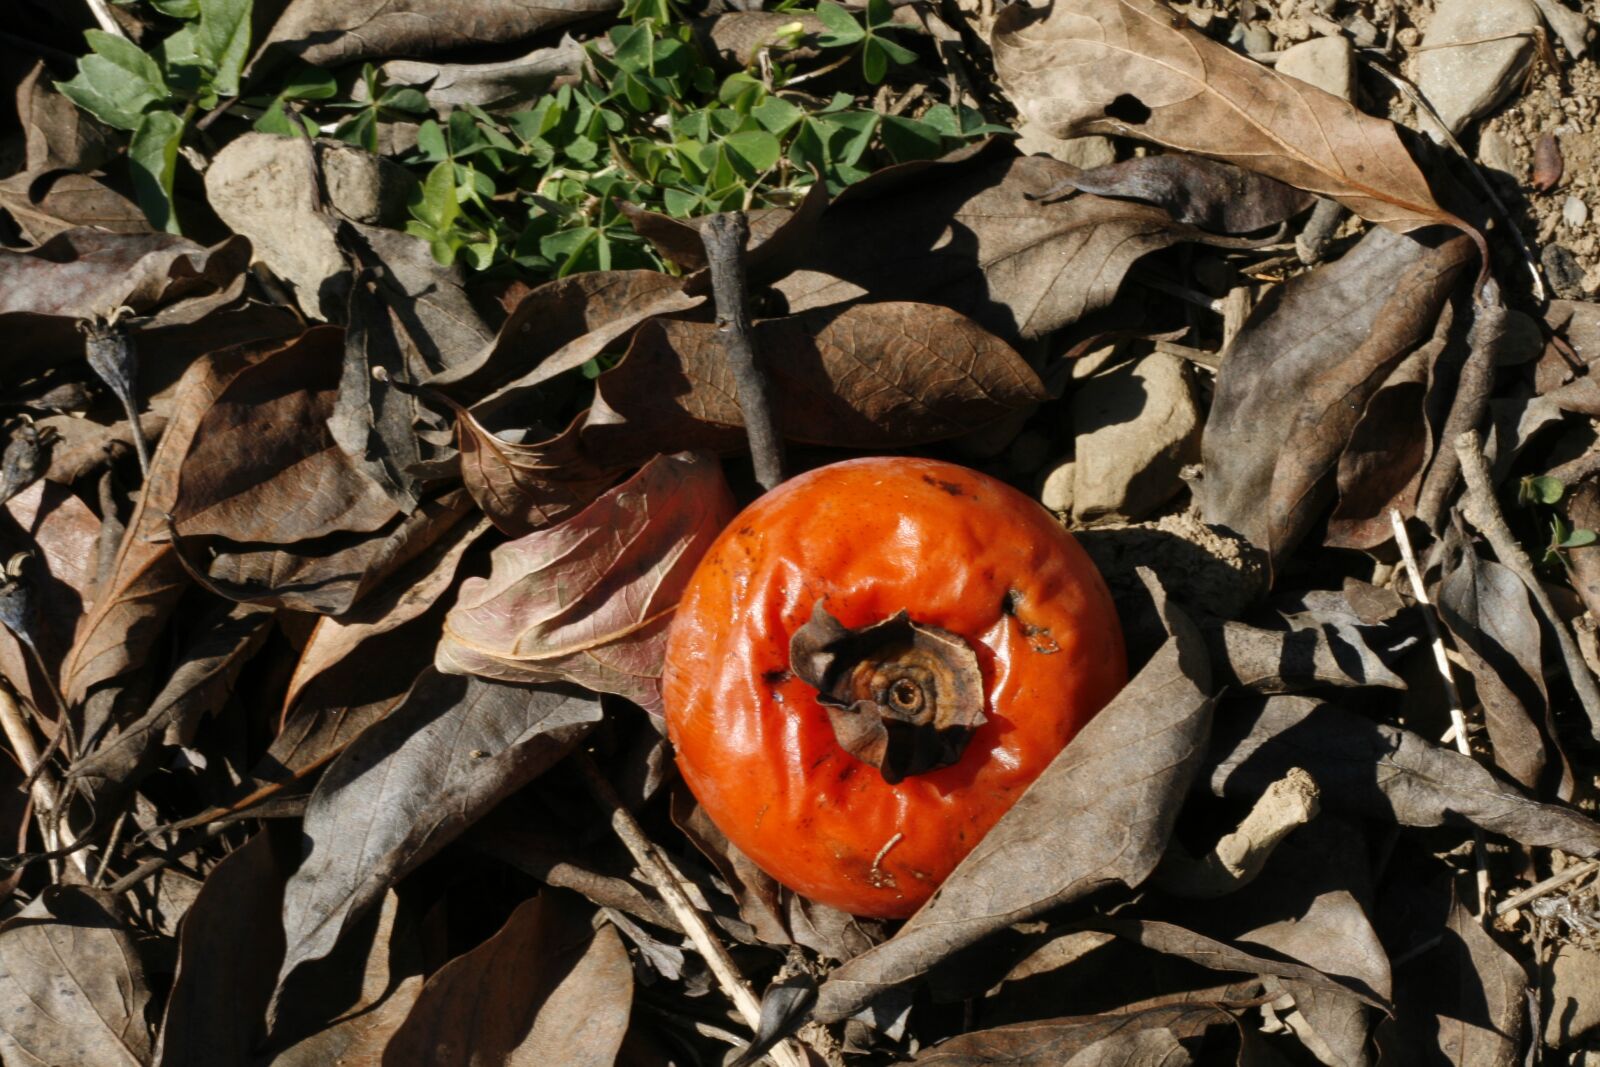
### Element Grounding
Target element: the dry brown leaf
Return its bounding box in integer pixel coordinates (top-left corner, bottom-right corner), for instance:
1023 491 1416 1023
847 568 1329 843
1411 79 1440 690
456 410 623 537
437 452 735 714
584 302 1048 457
992 0 1477 248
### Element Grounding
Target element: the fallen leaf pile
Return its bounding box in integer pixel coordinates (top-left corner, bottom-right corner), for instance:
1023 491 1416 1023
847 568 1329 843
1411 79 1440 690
8 0 1600 1063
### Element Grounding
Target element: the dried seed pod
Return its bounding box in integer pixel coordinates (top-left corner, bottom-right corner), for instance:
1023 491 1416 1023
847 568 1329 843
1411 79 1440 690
1534 132 1564 193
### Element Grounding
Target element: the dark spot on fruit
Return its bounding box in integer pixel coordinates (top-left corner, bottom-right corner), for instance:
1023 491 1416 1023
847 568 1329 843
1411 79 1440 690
1002 588 1023 615
763 668 792 686
922 474 964 496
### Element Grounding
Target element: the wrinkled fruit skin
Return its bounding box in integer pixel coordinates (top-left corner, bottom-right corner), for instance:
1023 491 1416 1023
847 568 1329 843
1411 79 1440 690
662 457 1127 918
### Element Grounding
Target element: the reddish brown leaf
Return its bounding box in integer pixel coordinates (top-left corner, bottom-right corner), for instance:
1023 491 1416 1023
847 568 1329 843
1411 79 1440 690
992 0 1476 244
457 411 622 537
1533 131 1564 192
437 452 735 714
172 326 399 545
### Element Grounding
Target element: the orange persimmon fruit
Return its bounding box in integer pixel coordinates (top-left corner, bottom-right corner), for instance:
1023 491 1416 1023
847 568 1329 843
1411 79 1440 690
662 456 1127 918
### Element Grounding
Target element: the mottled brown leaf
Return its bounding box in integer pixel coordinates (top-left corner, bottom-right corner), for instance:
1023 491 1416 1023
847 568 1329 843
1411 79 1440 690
992 0 1473 240
583 302 1048 459
0 886 154 1067
382 892 632 1066
1201 226 1471 565
437 452 735 714
272 673 601 1014
264 0 622 66
814 573 1213 1022
173 325 400 545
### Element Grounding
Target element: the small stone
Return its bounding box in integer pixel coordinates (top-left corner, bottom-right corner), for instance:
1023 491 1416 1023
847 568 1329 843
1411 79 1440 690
1532 0 1593 60
1343 13 1379 47
1014 125 1117 170
1275 36 1356 100
1039 458 1076 514
1416 0 1541 138
1243 23 1276 54
1477 129 1520 178
1069 352 1203 523
1396 26 1420 47
1544 243 1586 299
1565 194 1590 228
1545 944 1600 1047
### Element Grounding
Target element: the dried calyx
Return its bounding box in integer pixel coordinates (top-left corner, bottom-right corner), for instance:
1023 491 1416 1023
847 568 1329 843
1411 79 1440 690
789 601 986 784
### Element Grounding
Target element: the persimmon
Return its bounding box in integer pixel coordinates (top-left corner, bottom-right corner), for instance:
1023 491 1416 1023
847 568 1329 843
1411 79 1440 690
662 456 1127 918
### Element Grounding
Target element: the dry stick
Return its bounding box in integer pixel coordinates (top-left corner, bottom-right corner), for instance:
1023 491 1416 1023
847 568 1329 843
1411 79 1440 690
83 0 127 36
1416 283 1507 530
1154 767 1320 899
702 213 785 492
1389 508 1492 916
574 752 807 1067
1497 859 1600 916
0 687 87 878
1455 429 1600 740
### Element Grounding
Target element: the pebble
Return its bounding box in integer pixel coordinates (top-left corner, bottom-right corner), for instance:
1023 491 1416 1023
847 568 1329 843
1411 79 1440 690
1565 195 1590 228
1275 36 1355 101
1243 23 1276 55
1477 129 1520 177
1068 353 1203 524
1416 0 1541 138
1039 458 1075 515
1343 14 1379 47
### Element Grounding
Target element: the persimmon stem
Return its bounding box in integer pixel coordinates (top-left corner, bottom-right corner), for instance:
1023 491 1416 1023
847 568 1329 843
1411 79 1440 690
702 212 785 491
573 751 808 1067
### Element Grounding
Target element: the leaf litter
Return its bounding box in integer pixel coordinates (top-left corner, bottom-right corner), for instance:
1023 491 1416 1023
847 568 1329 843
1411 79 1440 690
7 0 1600 1062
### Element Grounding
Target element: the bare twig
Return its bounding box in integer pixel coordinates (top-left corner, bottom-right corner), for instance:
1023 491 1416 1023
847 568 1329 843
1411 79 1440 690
701 213 785 492
0 687 87 878
1417 282 1507 530
1154 768 1320 898
1497 858 1600 916
1455 430 1600 740
83 0 127 37
574 751 806 1067
1390 508 1491 915
1295 198 1347 266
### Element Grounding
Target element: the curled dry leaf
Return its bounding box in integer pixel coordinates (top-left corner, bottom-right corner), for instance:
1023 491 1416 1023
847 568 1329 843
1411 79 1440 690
0 886 155 1067
456 411 623 537
1209 694 1600 855
381 37 587 110
778 145 1253 343
437 451 736 714
1041 154 1315 233
1437 544 1568 797
814 571 1214 1022
381 892 633 1067
263 0 623 66
1201 226 1472 566
172 326 400 545
992 0 1475 244
583 302 1048 459
272 672 602 1016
